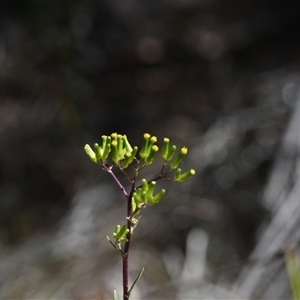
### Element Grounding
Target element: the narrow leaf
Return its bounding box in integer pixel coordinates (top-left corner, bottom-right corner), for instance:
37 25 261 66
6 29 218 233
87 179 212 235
128 267 145 296
106 236 124 256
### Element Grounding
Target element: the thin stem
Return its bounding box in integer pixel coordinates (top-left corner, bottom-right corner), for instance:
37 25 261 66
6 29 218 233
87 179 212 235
123 182 135 299
119 166 134 183
135 164 172 190
103 164 128 198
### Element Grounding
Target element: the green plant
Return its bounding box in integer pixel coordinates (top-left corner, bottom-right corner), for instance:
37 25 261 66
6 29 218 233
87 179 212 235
285 247 300 300
84 133 195 300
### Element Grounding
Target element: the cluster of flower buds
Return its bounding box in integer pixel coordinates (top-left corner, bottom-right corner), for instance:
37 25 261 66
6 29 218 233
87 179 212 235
84 133 195 176
131 179 166 217
112 224 129 243
84 134 138 167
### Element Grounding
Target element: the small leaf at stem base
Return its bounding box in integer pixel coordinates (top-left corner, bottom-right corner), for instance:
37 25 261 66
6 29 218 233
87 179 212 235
128 267 145 297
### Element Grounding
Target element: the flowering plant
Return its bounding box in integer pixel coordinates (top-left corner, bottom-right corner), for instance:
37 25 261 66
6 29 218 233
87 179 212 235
84 133 195 300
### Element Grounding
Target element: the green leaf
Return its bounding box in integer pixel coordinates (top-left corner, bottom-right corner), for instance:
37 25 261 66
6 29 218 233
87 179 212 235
106 235 124 256
128 267 145 297
285 248 300 300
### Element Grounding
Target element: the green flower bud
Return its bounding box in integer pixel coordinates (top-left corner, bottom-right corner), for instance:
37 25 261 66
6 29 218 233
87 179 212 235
166 145 177 161
132 196 137 214
118 225 129 238
149 136 157 148
117 134 124 155
129 146 138 163
111 132 118 140
94 143 102 162
111 140 120 164
170 147 188 170
161 138 170 161
145 145 159 165
113 225 121 238
101 135 108 152
135 188 142 200
121 151 132 169
123 135 133 152
174 168 182 181
141 178 148 192
146 181 156 198
113 225 129 243
119 236 129 243
84 144 97 163
141 190 147 203
175 169 196 182
121 146 138 168
132 190 146 216
111 135 127 165
101 136 111 161
151 189 166 204
139 133 151 159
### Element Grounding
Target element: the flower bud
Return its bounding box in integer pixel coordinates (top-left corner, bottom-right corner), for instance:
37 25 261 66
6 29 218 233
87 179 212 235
111 140 119 164
84 144 97 163
161 138 170 161
121 152 132 169
94 143 102 162
152 189 166 204
170 147 188 170
146 181 156 198
117 134 124 155
123 135 133 152
101 135 108 152
166 145 177 161
145 145 159 165
174 168 182 181
175 169 196 182
141 178 148 192
139 133 151 159
101 136 111 161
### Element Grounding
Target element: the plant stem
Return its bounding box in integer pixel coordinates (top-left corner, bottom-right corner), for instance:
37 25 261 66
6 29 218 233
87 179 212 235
123 183 135 299
123 234 130 299
104 164 129 198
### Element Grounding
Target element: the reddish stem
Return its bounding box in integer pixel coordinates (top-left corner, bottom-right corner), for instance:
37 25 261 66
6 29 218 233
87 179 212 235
123 183 135 299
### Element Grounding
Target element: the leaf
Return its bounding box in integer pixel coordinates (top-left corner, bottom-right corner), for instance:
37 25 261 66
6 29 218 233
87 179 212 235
128 267 145 297
106 236 124 256
285 248 300 300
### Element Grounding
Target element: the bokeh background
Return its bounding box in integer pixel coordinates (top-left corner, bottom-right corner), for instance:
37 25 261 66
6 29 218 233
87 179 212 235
1 1 300 299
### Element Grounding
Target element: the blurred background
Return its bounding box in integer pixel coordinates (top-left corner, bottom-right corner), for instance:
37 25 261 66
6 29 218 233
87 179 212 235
1 1 300 299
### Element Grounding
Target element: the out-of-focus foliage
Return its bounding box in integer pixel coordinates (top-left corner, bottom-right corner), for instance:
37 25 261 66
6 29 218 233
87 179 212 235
1 1 300 298
285 248 300 300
